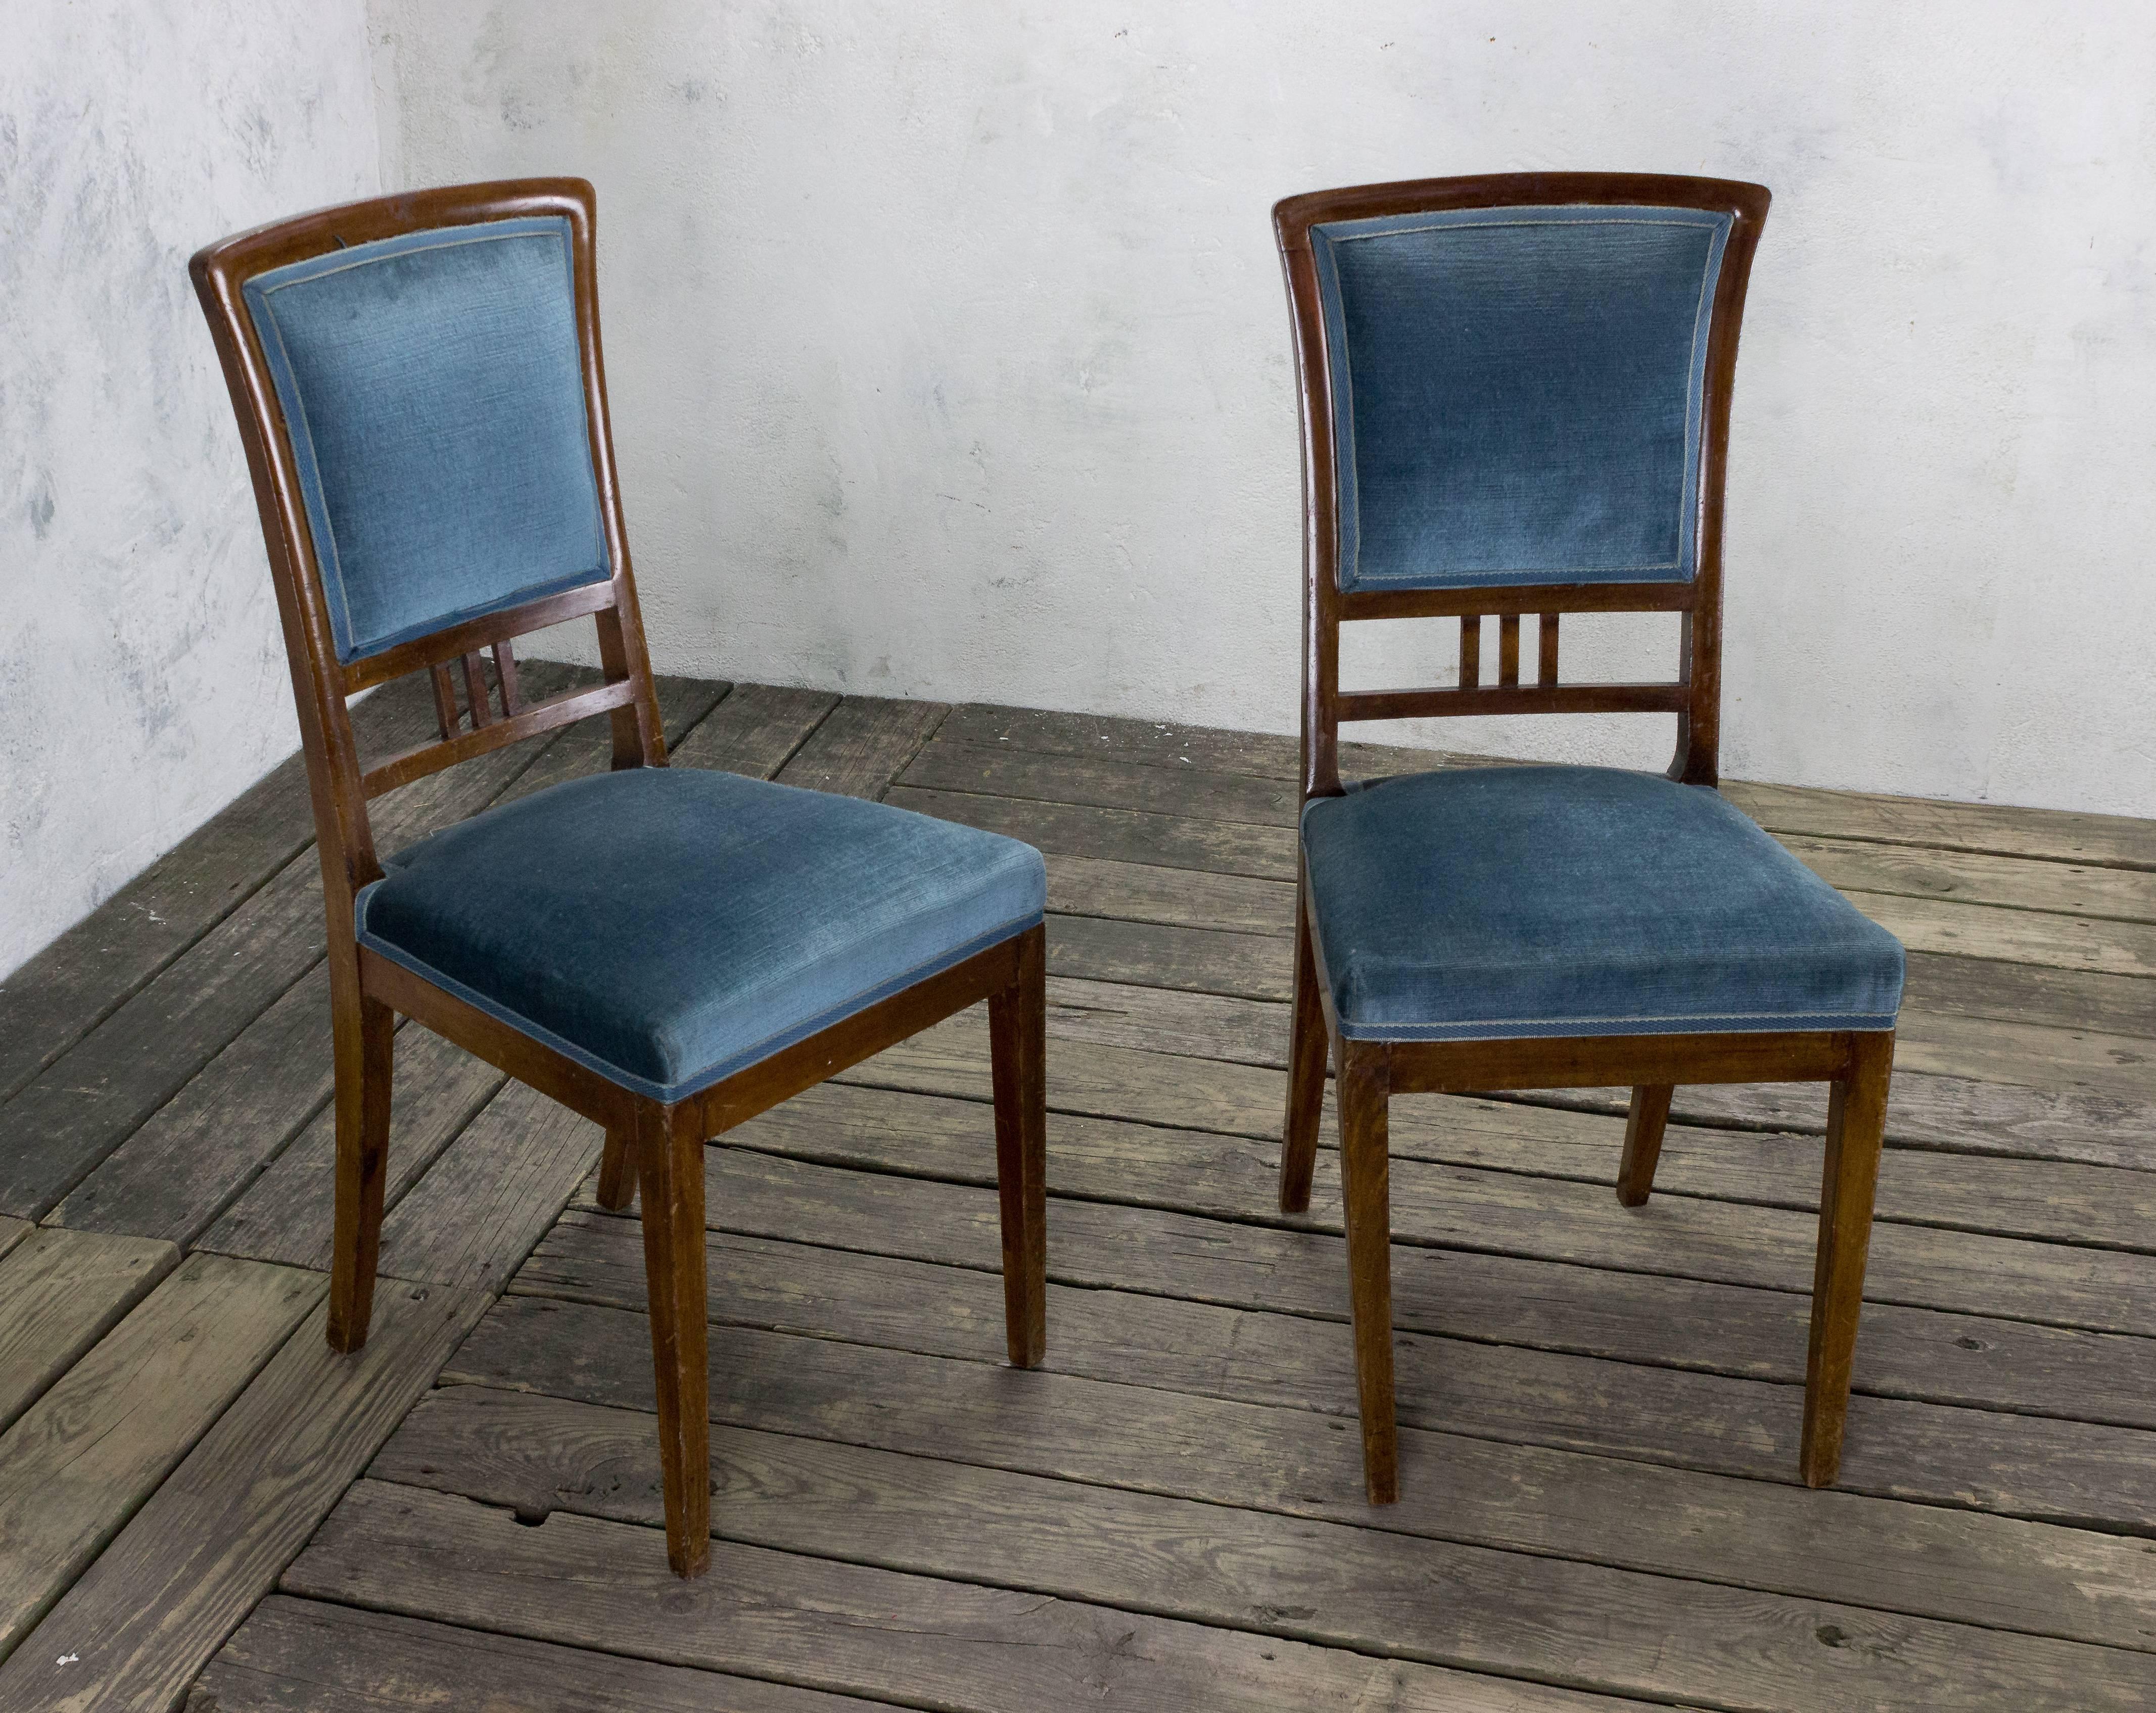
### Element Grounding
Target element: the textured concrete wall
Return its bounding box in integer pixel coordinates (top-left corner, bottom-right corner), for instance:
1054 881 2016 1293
372 2 2156 817
1 2 380 978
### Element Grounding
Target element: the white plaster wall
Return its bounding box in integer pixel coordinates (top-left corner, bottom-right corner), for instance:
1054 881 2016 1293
371 1 2156 817
1 1 381 978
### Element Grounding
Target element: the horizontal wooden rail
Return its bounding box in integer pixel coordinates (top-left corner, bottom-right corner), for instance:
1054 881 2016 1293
340 579 619 693
360 677 637 797
1339 580 1693 621
1391 1030 1856 1093
1337 682 1689 723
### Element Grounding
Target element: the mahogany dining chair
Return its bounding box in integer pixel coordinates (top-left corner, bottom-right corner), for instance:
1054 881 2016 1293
1271 173 1904 1504
190 178 1049 1578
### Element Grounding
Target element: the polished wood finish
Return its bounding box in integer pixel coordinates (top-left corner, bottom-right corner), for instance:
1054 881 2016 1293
191 182 1049 1579
988 924 1049 1367
1335 1041 1397 1504
1273 172 1897 1499
1802 1031 1895 1485
1615 1084 1675 1207
325 994 393 1352
1276 171 1768 798
593 1126 636 1212
1279 863 1329 1214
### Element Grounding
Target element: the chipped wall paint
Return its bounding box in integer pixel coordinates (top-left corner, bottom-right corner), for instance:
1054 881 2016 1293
372 2 2156 817
1 2 380 979
8 5 2153 980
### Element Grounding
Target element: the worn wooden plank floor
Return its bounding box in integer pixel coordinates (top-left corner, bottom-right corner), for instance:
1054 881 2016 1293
0 678 2151 1710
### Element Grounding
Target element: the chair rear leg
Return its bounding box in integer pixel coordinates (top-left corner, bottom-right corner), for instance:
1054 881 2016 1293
988 923 1048 1368
595 1125 637 1210
327 992 395 1353
1280 873 1328 1214
636 1103 712 1577
1616 1084 1675 1207
1800 1032 1894 1487
1336 1043 1398 1504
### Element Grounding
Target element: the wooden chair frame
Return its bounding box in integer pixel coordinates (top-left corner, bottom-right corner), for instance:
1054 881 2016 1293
1273 173 1894 1502
191 179 1047 1579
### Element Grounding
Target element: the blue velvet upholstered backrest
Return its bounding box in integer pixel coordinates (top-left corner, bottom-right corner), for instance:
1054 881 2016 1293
1309 205 1733 593
241 216 611 663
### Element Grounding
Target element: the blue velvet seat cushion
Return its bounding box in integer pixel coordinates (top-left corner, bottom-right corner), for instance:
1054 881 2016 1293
357 768 1046 1102
1301 767 1902 1041
242 216 611 663
1309 205 1732 592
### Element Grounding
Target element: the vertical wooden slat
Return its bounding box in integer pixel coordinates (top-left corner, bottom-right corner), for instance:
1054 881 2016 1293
492 641 524 717
1538 612 1560 686
1498 615 1521 687
461 653 495 730
429 665 460 740
1459 615 1481 688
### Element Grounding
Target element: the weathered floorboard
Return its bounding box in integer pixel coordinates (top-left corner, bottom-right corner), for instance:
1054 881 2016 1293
0 673 437 1106
369 1393 2156 1710
776 696 950 798
197 1596 888 1713
1789 835 2156 924
1725 778 2156 872
429 1314 2156 1654
669 683 839 780
289 1480 1677 1713
505 1223 2156 1528
373 1080 603 1295
0 1228 175 1435
0 1281 484 1712
0 1254 321 1667
197 1020 505 1271
0 664 594 1220
37 675 724 1244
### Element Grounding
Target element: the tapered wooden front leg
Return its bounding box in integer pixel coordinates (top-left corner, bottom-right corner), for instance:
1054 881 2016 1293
1800 1032 1894 1488
636 1102 711 1577
988 923 1049 1368
327 992 395 1353
595 1125 636 1210
1336 1042 1397 1504
1616 1084 1675 1207
1280 872 1328 1214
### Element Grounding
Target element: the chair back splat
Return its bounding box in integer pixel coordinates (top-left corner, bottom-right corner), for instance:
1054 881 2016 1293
1274 173 1771 797
192 180 1051 1581
1272 174 1904 1510
191 180 666 917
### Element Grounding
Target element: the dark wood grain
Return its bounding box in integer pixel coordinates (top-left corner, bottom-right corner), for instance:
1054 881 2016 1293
365 1392 2155 1710
775 696 949 798
196 1020 506 1270
0 1255 322 1667
505 1222 2156 1528
0 672 434 1107
669 683 839 779
0 1281 482 1710
887 784 1298 879
431 1313 2156 1654
197 1596 881 1713
289 1480 1674 1713
0 1229 175 1436
707 1082 2156 1423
